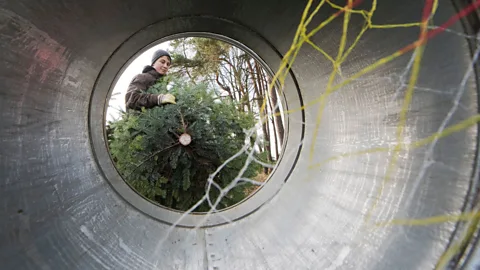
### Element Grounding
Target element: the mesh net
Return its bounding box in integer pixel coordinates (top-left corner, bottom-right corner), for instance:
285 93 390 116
115 0 480 268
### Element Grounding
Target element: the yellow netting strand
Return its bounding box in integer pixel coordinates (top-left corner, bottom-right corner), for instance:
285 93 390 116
376 211 480 227
308 114 480 169
371 23 423 29
374 208 480 270
305 0 328 26
340 24 369 63
305 38 336 65
436 210 480 269
326 0 366 15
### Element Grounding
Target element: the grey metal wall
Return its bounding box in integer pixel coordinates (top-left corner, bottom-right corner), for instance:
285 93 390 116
1 0 479 269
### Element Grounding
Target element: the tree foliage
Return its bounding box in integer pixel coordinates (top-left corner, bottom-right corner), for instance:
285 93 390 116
169 37 232 82
108 78 262 212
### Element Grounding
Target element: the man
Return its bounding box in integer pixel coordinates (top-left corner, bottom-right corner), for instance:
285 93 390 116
125 49 177 110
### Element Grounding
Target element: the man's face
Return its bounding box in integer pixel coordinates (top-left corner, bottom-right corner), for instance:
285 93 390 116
153 56 171 75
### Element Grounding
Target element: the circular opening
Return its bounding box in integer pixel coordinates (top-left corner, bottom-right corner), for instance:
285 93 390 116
104 35 286 213
89 15 304 227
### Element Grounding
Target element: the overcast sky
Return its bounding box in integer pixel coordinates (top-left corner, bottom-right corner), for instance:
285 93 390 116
106 42 171 122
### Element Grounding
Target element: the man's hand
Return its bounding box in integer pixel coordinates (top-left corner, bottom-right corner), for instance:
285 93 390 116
158 93 176 105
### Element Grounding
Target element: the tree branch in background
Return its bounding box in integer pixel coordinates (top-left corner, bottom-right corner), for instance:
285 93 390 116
215 71 233 99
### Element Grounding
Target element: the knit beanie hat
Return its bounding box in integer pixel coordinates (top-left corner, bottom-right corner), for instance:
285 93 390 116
151 49 172 65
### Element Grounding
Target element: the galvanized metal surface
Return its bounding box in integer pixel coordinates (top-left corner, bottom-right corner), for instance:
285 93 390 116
0 0 479 269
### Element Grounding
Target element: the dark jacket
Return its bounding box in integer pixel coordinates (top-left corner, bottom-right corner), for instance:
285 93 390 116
125 66 164 110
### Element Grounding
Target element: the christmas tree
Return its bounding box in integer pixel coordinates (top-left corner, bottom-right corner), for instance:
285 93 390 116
108 78 264 212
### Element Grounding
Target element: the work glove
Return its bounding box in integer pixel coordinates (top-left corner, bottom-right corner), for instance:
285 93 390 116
158 93 176 105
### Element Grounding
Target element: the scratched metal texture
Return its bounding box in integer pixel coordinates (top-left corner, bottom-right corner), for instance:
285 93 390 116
0 0 479 269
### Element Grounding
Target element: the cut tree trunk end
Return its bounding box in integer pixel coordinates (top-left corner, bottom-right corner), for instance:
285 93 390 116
179 133 192 146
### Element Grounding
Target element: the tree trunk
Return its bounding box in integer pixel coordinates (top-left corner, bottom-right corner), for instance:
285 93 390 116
249 60 273 173
264 71 284 147
267 96 280 160
270 85 284 147
247 59 262 111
